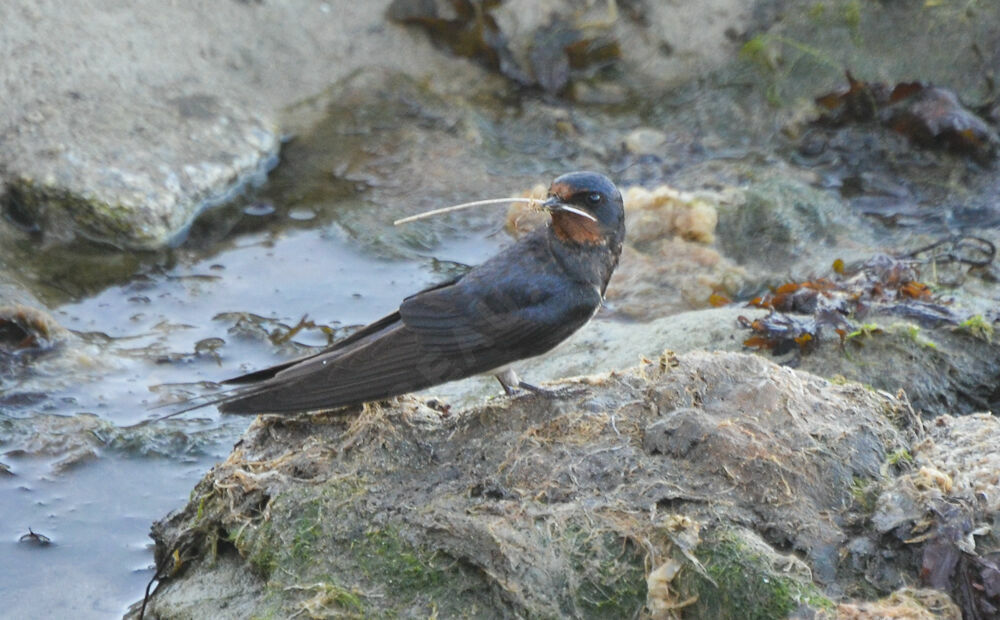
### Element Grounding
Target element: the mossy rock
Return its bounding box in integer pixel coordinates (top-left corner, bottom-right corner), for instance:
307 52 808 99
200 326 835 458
676 528 834 620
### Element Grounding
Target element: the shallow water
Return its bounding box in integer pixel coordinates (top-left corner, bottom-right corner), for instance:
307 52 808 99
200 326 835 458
0 197 509 618
1 452 222 618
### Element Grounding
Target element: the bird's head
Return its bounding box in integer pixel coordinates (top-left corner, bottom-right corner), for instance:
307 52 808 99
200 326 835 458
542 171 625 247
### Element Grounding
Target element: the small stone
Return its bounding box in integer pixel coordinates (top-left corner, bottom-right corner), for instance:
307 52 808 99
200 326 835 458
243 202 276 217
288 207 317 221
623 128 668 155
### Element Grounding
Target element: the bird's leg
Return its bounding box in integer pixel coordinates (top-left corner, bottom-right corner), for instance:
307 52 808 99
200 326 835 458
495 367 521 396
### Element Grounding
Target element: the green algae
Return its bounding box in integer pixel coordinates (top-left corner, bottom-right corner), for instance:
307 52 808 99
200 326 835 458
956 314 994 343
677 530 834 620
564 525 646 618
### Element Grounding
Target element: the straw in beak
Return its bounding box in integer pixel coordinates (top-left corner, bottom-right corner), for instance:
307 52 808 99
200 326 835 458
541 196 598 222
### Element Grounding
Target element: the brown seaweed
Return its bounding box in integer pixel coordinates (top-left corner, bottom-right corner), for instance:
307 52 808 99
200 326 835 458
736 237 994 355
815 73 999 162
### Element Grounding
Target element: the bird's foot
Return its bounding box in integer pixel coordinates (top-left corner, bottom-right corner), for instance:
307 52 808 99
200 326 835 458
494 369 587 400
524 382 589 400
517 381 565 398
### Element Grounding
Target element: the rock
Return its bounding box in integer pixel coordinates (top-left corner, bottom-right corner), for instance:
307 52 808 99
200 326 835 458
129 547 263 620
741 1 1000 111
2 99 278 249
623 128 669 155
606 242 746 321
0 304 69 350
268 69 571 261
0 299 125 414
864 414 1000 617
134 351 910 617
715 173 879 273
0 1 485 249
674 527 833 619
815 76 999 163
791 321 1000 417
0 257 41 308
389 0 754 96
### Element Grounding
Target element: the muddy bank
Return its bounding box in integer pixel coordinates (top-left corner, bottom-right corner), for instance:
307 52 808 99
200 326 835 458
134 352 999 618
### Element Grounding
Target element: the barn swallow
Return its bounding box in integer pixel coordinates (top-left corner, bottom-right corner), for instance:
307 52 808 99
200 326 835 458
177 171 624 415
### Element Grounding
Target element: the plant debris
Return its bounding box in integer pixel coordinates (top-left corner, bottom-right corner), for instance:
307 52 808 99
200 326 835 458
837 587 961 619
213 312 358 352
815 72 1000 163
18 528 53 546
919 502 1000 619
736 237 996 356
0 305 68 378
871 414 1000 620
738 312 825 357
0 305 63 352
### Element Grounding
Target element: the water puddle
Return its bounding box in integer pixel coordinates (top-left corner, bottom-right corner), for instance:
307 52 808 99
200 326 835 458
1 198 510 617
1 453 221 618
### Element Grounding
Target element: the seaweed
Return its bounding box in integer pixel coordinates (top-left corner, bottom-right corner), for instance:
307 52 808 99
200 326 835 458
815 72 1000 163
919 502 1000 618
736 237 996 356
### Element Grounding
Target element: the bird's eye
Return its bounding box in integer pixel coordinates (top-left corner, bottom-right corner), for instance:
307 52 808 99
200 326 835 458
586 192 602 206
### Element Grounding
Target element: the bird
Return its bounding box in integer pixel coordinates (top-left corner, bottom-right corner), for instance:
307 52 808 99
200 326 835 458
173 171 624 416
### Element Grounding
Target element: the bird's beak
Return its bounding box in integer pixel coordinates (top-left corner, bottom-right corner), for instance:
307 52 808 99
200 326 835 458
541 196 598 222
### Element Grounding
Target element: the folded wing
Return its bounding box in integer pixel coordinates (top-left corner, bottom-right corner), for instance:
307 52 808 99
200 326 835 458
216 272 599 414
